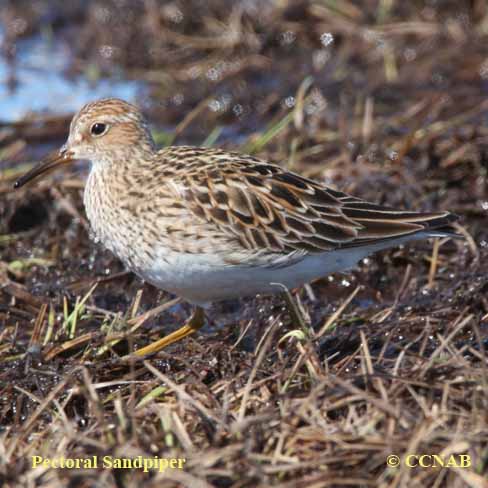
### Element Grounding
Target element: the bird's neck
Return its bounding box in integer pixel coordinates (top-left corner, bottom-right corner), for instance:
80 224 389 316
84 157 135 258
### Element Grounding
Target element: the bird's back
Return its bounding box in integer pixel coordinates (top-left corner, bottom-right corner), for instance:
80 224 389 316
154 145 458 256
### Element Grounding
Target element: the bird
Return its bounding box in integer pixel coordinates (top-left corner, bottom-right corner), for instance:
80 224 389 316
14 98 458 356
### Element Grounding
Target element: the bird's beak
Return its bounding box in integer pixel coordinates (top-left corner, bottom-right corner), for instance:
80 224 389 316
13 146 76 189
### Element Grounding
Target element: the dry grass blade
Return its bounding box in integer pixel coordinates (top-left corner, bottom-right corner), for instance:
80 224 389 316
1 1 487 486
236 317 281 426
5 368 81 460
316 286 361 338
427 238 440 289
43 332 97 361
143 361 222 427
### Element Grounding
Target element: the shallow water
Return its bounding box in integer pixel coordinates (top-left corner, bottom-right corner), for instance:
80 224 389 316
0 32 143 121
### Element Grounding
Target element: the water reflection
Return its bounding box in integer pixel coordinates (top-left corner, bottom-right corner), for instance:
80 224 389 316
0 33 143 121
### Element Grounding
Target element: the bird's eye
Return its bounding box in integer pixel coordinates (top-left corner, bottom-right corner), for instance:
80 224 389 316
90 123 108 136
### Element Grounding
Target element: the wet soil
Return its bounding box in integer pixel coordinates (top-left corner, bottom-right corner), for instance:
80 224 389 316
0 1 487 487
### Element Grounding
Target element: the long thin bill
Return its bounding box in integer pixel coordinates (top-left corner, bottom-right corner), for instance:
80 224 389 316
14 150 75 189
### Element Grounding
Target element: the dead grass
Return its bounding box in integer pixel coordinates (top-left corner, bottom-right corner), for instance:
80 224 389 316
1 1 487 487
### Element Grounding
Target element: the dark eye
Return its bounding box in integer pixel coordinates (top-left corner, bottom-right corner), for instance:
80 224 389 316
90 123 107 136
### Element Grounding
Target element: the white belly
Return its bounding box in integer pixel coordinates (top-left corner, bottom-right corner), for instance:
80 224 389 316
137 248 368 306
136 233 430 306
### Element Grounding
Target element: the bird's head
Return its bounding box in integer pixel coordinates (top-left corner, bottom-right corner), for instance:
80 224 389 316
14 98 155 189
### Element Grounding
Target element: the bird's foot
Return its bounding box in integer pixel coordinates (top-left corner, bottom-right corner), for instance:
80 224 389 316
133 306 206 357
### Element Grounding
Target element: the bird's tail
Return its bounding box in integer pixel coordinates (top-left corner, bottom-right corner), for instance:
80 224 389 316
338 199 460 249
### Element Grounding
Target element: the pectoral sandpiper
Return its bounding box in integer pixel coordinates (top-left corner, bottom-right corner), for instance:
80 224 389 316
14 98 458 356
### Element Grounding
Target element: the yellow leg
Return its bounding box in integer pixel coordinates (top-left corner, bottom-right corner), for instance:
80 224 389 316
133 306 205 357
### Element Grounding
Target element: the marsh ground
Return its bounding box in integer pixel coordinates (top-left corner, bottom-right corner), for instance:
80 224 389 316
0 1 487 487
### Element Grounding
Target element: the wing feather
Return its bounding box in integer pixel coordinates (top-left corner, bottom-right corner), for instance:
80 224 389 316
162 147 457 255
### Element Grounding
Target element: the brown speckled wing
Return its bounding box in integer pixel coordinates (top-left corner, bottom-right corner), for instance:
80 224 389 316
163 147 457 254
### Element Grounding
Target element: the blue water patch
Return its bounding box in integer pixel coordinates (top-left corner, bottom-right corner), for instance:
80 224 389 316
0 34 143 121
